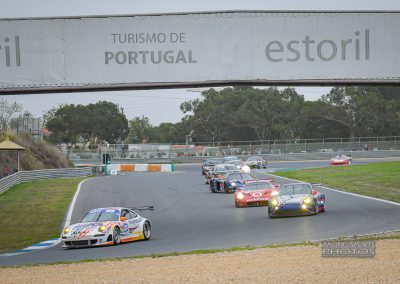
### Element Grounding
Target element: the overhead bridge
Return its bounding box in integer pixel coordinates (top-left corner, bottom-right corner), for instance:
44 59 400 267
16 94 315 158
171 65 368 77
1 11 399 94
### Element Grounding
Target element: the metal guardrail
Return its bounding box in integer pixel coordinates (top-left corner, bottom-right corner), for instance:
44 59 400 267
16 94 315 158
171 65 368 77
0 167 92 195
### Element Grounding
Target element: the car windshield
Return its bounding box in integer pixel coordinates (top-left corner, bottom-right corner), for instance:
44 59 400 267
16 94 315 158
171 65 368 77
247 156 261 161
240 173 253 180
226 165 238 171
244 182 273 191
215 165 228 171
224 156 239 161
80 209 120 223
226 160 242 166
334 155 347 159
208 158 224 165
279 184 312 196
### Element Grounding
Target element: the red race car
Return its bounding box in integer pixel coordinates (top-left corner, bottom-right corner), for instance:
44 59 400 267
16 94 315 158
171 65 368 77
330 154 352 165
234 180 278 208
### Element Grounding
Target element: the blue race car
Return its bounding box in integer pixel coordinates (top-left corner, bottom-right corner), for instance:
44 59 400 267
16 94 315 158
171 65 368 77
210 172 254 193
268 183 325 217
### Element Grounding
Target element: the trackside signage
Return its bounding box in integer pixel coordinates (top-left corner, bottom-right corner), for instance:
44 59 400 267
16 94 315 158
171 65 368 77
0 11 399 92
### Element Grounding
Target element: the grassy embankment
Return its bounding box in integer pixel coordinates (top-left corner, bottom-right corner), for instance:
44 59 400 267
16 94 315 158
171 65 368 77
0 178 86 253
0 131 74 171
274 161 400 203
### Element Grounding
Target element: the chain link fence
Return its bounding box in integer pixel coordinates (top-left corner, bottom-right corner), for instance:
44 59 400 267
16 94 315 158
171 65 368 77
65 136 400 162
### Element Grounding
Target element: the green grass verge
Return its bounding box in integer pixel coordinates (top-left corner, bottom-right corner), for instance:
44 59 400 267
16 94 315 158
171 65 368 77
0 178 87 253
273 161 400 203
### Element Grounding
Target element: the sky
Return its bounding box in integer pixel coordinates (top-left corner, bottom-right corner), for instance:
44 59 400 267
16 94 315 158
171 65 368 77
1 0 399 125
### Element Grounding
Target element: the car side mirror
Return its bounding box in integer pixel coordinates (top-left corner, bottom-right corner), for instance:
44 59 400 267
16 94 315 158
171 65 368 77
120 216 127 221
274 184 280 189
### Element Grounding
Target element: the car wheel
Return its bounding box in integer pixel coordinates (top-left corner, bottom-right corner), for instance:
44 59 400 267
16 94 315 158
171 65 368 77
113 227 121 245
143 221 151 240
314 203 319 214
223 184 229 193
319 199 325 212
235 202 241 208
210 184 215 193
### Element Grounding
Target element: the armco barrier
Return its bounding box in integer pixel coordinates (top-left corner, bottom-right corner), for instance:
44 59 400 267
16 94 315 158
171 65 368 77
148 164 161 172
120 164 135 172
0 167 92 195
107 164 174 173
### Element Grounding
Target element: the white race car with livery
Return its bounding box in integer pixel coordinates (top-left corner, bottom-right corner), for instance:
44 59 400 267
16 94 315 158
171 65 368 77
62 206 152 248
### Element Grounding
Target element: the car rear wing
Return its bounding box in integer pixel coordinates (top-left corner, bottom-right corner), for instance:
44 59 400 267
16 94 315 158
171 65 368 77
130 206 154 211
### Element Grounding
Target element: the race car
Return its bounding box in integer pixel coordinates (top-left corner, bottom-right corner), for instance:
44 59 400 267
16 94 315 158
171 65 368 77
205 163 239 184
268 183 325 218
234 180 278 207
245 156 267 169
225 159 251 173
201 158 224 175
61 206 153 248
210 172 256 193
330 154 352 165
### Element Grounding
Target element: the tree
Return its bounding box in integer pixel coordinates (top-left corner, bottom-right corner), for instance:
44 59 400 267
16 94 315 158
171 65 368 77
45 104 83 147
180 89 226 144
0 99 23 132
180 87 305 142
86 101 128 144
151 123 179 143
125 116 153 144
42 104 67 126
45 101 129 147
320 87 400 139
295 101 348 139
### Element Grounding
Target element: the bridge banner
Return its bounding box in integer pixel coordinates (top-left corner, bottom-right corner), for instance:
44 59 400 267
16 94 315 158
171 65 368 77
1 11 399 92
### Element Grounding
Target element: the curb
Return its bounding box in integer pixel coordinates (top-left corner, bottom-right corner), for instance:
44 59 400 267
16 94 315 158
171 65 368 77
1 238 61 257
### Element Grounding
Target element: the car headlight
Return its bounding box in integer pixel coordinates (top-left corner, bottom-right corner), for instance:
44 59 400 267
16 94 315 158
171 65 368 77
230 182 236 187
303 197 312 205
63 227 70 234
98 225 107 232
236 192 244 200
270 198 279 206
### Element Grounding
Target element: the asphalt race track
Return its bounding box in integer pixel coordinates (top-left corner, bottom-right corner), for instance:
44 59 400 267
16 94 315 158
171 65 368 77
1 161 400 266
